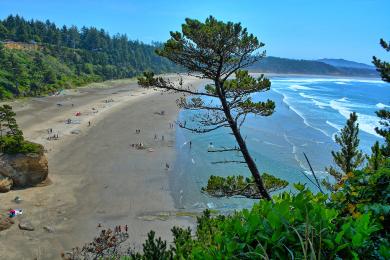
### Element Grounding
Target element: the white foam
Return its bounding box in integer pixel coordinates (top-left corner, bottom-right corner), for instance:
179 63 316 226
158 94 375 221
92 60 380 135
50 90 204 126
289 84 313 91
335 82 347 85
274 89 331 138
274 78 385 84
329 99 382 138
338 97 348 102
304 170 328 178
263 141 284 148
299 92 316 99
207 202 215 209
283 133 306 169
299 92 329 109
313 100 328 109
376 103 390 109
326 120 343 131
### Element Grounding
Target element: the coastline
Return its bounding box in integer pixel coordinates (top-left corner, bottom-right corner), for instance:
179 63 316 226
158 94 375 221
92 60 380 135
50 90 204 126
0 75 202 259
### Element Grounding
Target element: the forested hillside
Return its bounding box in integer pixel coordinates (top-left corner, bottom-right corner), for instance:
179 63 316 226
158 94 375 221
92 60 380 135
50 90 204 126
250 56 379 77
0 15 379 100
0 15 180 99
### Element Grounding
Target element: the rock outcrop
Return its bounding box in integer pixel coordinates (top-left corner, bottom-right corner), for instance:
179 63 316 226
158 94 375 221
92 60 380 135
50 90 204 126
0 177 13 192
0 151 48 190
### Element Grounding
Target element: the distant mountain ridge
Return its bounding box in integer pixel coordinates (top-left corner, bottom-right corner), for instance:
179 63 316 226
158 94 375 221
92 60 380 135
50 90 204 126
249 56 379 77
317 58 375 70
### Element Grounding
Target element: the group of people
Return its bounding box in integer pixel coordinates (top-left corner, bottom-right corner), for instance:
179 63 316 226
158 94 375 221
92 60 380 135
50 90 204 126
47 128 59 140
47 134 59 140
154 134 164 141
103 98 114 103
131 142 144 149
114 224 128 233
135 129 141 134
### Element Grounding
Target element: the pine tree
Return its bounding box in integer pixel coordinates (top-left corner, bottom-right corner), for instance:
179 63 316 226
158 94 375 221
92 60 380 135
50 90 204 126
138 16 275 200
366 141 384 171
326 112 364 182
372 39 390 157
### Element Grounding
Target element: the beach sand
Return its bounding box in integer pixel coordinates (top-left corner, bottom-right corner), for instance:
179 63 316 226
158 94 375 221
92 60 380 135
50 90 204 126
0 75 203 259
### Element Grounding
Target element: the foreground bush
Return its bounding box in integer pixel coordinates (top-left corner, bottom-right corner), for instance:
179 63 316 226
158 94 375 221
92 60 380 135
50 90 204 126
0 104 42 154
202 174 288 199
67 164 389 259
0 135 43 154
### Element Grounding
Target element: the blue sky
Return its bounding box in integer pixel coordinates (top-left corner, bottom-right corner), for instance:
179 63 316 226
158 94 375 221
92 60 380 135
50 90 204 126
0 0 389 63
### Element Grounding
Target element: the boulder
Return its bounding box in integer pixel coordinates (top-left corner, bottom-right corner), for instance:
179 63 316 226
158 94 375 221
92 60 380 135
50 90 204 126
0 177 13 193
0 151 48 188
18 220 34 231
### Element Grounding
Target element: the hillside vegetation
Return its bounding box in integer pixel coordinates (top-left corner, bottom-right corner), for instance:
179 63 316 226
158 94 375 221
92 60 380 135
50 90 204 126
250 56 379 77
0 15 180 99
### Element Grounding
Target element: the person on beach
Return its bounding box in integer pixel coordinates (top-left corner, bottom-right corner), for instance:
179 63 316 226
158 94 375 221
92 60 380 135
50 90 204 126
165 163 170 170
88 121 91 126
154 134 157 140
162 135 164 141
189 141 192 148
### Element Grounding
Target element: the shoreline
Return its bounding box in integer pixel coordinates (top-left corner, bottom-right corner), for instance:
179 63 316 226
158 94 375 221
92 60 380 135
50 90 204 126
0 75 203 259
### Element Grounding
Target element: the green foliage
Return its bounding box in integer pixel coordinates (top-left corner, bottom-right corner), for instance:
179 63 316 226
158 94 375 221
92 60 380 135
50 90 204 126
0 104 42 154
331 163 390 225
367 141 385 171
186 188 379 259
71 163 390 259
0 15 181 100
130 231 173 260
375 108 390 157
130 184 387 259
0 135 42 154
202 174 288 199
372 39 390 83
139 16 276 200
372 38 390 157
249 56 378 77
326 112 365 186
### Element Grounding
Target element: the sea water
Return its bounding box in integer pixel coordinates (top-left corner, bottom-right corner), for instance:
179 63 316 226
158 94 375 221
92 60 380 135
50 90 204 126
171 76 389 212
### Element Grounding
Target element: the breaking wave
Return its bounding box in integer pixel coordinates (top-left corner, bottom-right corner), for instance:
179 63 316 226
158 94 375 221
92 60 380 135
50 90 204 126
329 99 382 137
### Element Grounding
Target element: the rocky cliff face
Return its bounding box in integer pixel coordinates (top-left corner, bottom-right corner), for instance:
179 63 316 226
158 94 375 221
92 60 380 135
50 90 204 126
0 151 48 190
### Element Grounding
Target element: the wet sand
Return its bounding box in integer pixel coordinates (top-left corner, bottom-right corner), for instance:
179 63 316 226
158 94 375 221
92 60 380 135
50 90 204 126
0 75 202 259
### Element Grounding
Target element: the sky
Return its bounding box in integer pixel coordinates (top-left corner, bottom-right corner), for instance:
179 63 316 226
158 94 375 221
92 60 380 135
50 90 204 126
0 0 389 64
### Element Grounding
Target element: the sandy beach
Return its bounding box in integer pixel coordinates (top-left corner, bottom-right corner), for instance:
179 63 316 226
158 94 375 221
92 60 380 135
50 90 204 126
0 75 203 259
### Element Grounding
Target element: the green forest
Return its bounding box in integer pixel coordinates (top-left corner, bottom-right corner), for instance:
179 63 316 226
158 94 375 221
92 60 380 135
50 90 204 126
0 15 180 99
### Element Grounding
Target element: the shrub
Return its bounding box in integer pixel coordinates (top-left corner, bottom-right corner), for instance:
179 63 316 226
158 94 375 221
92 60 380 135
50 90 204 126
0 135 42 154
202 174 288 199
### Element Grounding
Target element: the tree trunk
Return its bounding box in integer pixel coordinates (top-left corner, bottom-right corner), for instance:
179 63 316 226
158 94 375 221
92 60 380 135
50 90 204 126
216 81 272 201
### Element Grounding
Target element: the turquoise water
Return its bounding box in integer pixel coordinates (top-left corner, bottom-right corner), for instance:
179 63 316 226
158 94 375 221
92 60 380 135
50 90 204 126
171 76 389 212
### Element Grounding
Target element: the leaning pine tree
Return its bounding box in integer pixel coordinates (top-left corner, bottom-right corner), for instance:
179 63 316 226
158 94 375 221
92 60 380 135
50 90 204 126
326 112 364 184
138 16 277 200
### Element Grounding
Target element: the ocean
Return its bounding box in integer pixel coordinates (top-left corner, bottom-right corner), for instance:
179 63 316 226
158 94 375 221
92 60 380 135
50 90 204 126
171 76 389 212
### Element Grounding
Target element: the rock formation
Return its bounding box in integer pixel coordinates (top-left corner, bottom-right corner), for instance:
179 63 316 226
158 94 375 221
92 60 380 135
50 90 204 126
0 150 48 190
